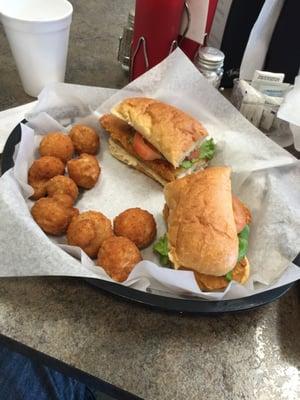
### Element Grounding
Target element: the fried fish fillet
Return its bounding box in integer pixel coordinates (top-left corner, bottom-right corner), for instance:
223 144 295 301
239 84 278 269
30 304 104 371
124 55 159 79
194 257 250 291
100 114 177 183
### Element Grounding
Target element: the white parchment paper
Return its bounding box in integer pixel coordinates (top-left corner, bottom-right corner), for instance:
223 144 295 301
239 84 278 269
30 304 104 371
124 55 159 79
0 49 300 301
278 75 300 151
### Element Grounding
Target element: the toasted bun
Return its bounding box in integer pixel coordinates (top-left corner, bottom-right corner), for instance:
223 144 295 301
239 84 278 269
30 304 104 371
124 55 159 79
194 257 250 291
111 97 208 167
108 139 168 186
101 114 207 184
163 204 169 225
164 167 238 276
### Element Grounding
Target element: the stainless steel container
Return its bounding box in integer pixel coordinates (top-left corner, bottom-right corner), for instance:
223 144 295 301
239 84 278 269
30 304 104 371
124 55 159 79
117 9 135 72
194 47 225 88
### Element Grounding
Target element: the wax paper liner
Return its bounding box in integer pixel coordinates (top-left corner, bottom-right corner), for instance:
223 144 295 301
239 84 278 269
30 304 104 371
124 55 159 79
0 49 300 300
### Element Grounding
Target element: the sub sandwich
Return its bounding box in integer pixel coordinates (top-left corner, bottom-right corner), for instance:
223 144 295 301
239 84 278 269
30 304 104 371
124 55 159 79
154 166 252 291
100 97 215 185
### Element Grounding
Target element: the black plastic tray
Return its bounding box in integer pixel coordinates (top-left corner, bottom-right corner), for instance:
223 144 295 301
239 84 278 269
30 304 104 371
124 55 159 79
2 122 299 314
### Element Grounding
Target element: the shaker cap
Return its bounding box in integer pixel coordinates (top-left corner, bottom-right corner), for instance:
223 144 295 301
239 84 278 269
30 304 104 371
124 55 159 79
195 47 225 70
198 47 225 63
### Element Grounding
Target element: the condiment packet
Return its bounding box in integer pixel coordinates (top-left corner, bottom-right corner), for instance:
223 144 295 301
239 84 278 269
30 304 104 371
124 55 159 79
278 75 300 151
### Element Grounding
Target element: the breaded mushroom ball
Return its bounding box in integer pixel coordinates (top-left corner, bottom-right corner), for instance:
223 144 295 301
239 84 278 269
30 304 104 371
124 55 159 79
28 156 65 200
31 197 79 236
67 154 100 189
69 124 100 155
114 208 157 249
51 194 75 208
97 236 142 282
39 132 74 163
45 175 79 204
67 211 113 258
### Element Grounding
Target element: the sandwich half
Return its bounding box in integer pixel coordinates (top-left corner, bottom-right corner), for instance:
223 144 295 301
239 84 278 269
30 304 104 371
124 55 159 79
100 97 215 185
154 166 252 291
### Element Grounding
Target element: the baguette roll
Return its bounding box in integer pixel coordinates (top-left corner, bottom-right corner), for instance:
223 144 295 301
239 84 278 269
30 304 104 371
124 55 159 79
164 167 239 276
111 97 208 168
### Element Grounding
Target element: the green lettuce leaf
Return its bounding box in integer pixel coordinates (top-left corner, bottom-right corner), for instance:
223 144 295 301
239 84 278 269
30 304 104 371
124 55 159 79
225 271 233 282
153 234 170 266
238 225 250 261
226 225 250 280
180 138 216 168
180 160 193 169
159 255 170 266
199 138 216 160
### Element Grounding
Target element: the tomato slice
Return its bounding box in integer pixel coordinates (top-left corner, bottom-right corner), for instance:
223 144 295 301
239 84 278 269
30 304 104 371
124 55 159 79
132 132 162 161
232 195 247 233
187 149 200 161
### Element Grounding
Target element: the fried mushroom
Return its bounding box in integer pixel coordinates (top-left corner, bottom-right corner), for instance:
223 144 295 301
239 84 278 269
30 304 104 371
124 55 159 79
97 236 142 282
28 156 65 200
45 175 78 204
113 208 157 249
67 154 100 189
51 194 75 208
67 211 113 258
69 124 100 155
39 132 74 163
31 197 79 235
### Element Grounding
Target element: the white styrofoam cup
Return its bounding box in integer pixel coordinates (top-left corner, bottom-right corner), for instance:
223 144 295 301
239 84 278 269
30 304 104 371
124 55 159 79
1 0 73 97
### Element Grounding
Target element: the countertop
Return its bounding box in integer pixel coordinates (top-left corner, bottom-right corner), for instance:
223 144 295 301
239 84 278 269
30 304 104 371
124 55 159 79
0 278 299 399
0 1 300 399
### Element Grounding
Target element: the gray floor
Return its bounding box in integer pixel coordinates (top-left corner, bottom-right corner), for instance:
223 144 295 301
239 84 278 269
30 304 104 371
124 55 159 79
0 0 134 111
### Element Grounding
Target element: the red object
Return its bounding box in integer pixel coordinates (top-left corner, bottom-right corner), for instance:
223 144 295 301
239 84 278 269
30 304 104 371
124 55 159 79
179 0 219 60
179 37 201 60
232 195 249 233
131 0 185 80
187 148 200 160
132 132 162 161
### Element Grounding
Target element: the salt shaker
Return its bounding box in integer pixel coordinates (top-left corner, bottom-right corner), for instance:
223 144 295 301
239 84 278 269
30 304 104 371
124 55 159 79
194 47 225 88
117 9 135 72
